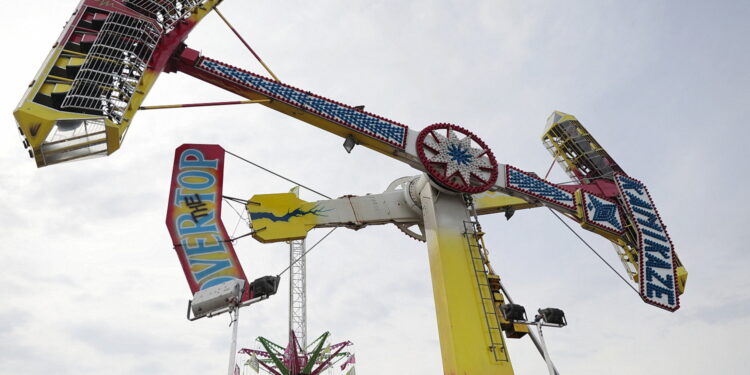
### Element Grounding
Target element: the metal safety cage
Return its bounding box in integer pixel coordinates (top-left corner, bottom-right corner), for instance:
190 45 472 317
61 12 160 124
541 112 624 183
124 0 209 32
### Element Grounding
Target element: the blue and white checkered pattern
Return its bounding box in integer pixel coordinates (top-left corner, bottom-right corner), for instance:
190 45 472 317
506 167 575 209
583 191 624 233
200 59 407 148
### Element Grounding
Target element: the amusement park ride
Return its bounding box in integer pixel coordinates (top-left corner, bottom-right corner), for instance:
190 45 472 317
13 1 688 374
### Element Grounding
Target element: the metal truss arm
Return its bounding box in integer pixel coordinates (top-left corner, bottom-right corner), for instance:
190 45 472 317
171 47 424 170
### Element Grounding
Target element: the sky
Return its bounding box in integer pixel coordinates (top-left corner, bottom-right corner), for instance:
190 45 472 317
1 0 749 374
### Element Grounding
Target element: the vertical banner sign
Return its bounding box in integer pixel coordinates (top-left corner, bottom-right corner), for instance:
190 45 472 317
166 144 250 301
615 174 680 311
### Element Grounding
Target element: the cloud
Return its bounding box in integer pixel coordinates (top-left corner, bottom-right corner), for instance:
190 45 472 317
68 322 191 357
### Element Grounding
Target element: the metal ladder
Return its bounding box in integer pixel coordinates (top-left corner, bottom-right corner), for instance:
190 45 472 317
463 215 509 362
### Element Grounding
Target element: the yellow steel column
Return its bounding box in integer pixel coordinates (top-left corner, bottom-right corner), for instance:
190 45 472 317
420 184 514 375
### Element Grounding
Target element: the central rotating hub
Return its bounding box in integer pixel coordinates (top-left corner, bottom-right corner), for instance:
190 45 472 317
416 123 499 193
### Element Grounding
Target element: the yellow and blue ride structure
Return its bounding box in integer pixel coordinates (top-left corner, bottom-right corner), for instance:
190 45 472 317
14 1 687 374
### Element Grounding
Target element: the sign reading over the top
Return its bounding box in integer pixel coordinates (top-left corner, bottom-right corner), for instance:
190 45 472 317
166 144 250 302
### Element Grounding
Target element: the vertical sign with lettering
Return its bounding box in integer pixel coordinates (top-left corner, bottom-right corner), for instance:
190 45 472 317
166 144 250 301
615 174 679 311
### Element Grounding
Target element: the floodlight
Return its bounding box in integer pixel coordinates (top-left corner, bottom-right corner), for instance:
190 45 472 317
343 134 357 153
537 308 567 326
501 303 527 322
251 275 281 298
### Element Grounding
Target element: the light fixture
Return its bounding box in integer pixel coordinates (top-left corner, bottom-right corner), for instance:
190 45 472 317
250 275 281 298
537 307 567 326
343 134 357 153
501 303 527 322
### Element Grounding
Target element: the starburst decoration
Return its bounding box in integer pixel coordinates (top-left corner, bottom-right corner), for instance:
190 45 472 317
422 127 494 187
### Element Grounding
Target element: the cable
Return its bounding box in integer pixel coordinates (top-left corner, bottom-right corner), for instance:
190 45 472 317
216 151 338 270
547 208 639 295
221 150 338 275
276 228 338 277
224 197 250 227
213 7 281 82
140 99 270 111
224 198 249 237
230 209 245 238
170 230 254 249
224 195 249 205
229 231 256 242
225 150 332 200
543 158 556 180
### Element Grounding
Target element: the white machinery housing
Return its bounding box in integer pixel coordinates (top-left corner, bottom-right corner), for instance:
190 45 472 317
191 279 246 318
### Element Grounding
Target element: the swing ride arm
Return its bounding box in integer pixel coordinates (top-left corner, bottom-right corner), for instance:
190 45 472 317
170 47 425 170
177 50 686 368
13 2 687 373
10 0 686 300
173 47 686 311
10 0 680 299
169 49 605 226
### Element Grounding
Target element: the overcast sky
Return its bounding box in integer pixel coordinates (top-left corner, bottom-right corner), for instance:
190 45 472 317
2 1 749 374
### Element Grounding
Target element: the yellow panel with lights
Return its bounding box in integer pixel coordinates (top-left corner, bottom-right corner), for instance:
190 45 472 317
541 111 625 183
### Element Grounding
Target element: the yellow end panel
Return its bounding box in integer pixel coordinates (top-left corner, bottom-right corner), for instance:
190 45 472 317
541 110 624 182
541 110 578 135
246 193 321 243
676 266 688 294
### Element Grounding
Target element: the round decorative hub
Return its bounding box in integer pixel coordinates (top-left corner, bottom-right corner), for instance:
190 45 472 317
416 123 498 193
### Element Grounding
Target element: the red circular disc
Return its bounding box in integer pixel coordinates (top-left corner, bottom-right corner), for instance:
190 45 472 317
416 123 498 193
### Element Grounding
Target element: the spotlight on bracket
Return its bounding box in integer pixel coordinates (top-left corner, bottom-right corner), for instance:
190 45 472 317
189 279 246 320
501 303 528 322
536 308 567 326
343 134 358 153
250 275 281 298
186 275 281 321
